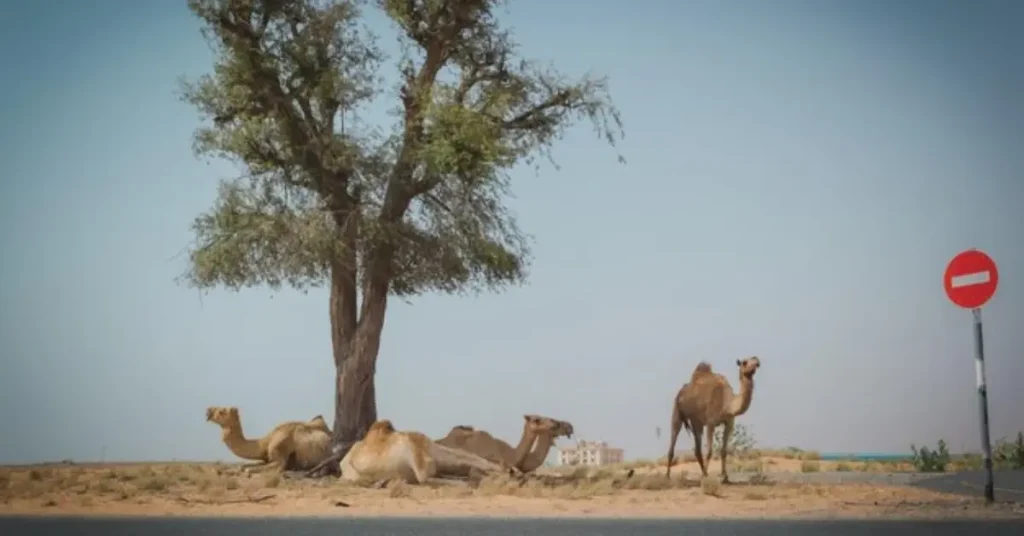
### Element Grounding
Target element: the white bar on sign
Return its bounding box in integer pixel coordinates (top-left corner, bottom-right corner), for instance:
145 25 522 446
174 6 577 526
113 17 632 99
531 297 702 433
975 359 986 389
951 271 990 288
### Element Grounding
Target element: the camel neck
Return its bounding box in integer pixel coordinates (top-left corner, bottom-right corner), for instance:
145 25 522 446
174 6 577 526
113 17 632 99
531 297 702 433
512 423 537 468
517 433 556 472
221 424 264 461
728 375 755 417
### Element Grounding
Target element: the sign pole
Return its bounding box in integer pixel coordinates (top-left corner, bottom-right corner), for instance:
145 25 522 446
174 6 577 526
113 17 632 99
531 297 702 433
972 307 995 503
943 248 1000 504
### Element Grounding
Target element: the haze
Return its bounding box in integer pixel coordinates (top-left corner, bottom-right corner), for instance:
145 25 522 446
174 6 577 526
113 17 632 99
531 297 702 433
1 0 1022 464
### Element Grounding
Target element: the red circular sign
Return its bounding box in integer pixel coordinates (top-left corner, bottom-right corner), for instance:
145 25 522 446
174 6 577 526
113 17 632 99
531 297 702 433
944 249 999 309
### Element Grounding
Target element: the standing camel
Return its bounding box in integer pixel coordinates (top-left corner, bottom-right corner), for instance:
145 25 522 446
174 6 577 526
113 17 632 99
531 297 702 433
665 356 760 483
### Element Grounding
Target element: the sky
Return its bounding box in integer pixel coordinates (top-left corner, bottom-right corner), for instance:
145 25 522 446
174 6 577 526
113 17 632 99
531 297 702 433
0 0 1022 465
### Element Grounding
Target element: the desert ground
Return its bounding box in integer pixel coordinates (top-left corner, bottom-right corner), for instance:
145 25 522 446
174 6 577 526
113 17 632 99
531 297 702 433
2 450 1022 519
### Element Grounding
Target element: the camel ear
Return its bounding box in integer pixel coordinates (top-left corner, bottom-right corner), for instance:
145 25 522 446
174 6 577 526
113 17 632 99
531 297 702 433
736 359 742 366
228 407 239 418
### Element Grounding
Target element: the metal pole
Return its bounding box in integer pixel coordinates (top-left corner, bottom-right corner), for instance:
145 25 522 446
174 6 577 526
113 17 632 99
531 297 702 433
973 307 995 503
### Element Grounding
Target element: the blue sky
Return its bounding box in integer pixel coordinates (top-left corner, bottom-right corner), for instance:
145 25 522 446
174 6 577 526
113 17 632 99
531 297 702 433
1 0 1022 464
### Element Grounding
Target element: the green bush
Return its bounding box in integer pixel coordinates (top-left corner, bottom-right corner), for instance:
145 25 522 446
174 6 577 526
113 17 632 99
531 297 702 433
910 439 950 472
993 431 1024 469
711 423 757 457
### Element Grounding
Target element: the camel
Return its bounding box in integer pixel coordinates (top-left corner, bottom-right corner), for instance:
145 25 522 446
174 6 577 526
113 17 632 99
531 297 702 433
665 356 760 483
205 406 332 473
435 414 575 473
338 419 509 484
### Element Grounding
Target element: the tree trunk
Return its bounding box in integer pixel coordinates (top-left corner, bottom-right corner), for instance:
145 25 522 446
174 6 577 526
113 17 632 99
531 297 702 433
307 253 388 478
326 343 377 461
306 183 396 479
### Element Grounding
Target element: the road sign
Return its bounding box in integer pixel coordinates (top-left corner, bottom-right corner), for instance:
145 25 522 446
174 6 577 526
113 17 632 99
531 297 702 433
944 249 999 309
944 248 1001 503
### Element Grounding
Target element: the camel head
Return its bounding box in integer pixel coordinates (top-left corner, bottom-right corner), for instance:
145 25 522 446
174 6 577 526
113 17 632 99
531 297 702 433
736 356 761 379
523 414 574 439
205 406 241 429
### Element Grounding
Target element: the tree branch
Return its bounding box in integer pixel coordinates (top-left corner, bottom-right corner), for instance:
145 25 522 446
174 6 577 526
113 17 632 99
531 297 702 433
213 6 344 204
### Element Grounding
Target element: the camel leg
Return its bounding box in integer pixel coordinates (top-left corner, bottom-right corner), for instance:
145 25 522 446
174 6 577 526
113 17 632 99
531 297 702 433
338 456 361 482
249 437 290 475
410 459 431 484
241 461 272 473
245 461 281 474
704 425 715 465
720 419 734 484
665 403 685 478
692 424 708 478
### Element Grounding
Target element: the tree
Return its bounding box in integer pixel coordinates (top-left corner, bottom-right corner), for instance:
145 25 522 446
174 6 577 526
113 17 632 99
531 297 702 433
178 0 624 476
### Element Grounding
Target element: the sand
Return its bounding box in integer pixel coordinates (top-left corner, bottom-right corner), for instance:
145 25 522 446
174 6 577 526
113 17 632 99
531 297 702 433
1 459 1021 519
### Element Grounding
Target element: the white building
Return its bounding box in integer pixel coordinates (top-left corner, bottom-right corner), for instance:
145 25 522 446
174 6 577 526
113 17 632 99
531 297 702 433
557 439 625 466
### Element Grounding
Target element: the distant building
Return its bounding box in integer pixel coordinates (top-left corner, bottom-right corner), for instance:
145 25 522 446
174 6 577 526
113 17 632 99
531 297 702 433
556 439 625 466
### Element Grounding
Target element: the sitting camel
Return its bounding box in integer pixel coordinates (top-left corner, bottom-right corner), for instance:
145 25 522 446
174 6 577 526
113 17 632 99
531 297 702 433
338 419 507 484
435 414 574 473
206 406 332 473
665 356 760 483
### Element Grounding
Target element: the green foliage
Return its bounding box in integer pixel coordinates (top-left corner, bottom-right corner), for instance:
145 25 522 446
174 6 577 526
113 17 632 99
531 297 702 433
910 439 950 472
177 0 625 301
993 431 1024 470
710 423 757 456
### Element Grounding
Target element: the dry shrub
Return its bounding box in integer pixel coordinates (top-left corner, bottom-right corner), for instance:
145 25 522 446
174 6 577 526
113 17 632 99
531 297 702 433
655 451 698 465
475 473 519 496
472 468 661 499
800 460 821 473
621 473 683 491
700 476 722 497
754 447 822 460
730 459 764 473
552 477 618 500
747 472 772 485
387 480 412 498
619 459 655 471
139 476 169 492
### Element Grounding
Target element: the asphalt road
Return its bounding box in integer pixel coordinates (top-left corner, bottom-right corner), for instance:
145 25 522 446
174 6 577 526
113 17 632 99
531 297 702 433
1 517 1023 536
909 470 1024 500
738 469 1024 501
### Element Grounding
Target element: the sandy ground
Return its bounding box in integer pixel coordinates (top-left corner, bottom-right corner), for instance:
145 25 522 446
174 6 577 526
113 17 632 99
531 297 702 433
1 459 1021 519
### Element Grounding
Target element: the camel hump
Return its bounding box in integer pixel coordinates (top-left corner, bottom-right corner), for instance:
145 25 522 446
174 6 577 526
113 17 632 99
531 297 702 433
452 425 475 432
691 362 713 379
369 419 396 435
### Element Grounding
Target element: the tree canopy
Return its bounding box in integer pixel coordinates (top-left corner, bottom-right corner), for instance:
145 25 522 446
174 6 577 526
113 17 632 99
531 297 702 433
179 0 623 301
178 0 624 473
